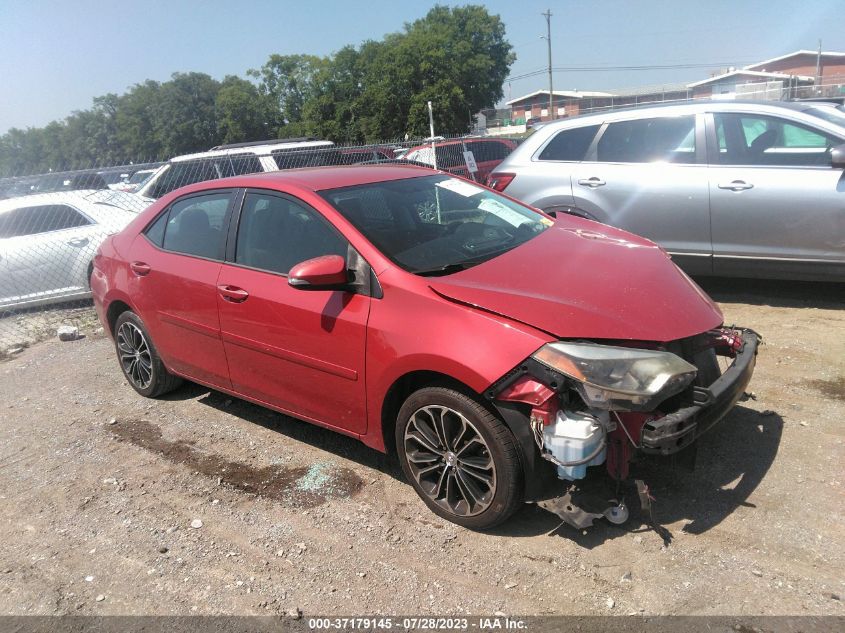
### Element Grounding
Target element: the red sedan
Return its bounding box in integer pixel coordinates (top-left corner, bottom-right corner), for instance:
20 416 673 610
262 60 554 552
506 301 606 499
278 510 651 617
92 165 758 529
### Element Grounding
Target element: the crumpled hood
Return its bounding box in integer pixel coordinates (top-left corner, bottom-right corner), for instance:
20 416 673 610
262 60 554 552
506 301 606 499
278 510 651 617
428 219 723 342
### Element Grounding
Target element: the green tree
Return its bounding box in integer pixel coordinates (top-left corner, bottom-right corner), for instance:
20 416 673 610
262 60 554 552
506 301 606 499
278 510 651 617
150 72 222 156
114 80 165 160
215 75 278 144
249 54 327 134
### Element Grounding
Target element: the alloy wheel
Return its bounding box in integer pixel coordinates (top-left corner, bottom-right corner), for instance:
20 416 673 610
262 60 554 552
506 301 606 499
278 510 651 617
116 322 153 390
403 405 497 517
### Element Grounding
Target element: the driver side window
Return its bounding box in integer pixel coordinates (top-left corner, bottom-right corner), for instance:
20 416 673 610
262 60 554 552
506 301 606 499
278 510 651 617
714 113 840 166
235 192 347 275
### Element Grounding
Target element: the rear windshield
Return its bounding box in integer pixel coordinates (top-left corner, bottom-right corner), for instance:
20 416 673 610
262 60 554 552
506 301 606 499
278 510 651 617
320 175 550 276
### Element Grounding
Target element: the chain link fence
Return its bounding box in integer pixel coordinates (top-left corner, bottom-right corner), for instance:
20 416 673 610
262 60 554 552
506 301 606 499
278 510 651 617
0 135 524 355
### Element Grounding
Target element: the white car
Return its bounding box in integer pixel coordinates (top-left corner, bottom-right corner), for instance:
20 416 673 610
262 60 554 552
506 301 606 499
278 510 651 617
0 191 141 310
137 138 336 199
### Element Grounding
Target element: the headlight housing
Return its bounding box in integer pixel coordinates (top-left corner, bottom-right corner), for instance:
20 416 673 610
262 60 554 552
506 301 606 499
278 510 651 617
532 342 697 411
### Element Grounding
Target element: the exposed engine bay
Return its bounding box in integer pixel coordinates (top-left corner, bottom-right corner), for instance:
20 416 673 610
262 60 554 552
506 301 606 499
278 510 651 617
490 327 760 531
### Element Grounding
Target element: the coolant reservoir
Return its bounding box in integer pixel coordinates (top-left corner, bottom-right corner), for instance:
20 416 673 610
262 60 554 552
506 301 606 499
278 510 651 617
543 410 607 480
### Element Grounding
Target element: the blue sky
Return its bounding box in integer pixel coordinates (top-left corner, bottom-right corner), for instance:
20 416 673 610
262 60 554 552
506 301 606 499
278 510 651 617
0 0 842 133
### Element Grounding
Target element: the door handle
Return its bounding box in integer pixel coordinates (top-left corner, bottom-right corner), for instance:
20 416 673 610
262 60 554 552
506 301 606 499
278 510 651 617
130 261 151 276
67 237 89 247
577 177 606 188
718 180 754 191
218 285 249 303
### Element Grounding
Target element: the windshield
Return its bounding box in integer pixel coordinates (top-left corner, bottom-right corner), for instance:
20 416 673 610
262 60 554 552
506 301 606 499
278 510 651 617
128 170 154 185
320 175 551 275
805 106 845 129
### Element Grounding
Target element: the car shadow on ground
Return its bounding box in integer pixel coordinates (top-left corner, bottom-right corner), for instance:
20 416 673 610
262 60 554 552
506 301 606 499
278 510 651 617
169 382 782 547
695 277 845 309
489 405 783 547
165 383 399 477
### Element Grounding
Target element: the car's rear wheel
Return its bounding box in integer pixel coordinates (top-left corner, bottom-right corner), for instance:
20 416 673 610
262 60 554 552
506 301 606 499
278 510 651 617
114 311 182 398
395 387 523 530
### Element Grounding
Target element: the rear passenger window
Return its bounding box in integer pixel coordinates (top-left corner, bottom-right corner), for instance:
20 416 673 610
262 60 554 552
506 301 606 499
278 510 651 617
538 125 600 161
161 192 231 259
0 204 91 238
144 211 168 247
596 116 696 163
235 193 347 275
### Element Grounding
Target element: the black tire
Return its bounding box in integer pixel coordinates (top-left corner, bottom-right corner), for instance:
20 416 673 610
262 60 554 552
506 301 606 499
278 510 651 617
395 386 523 530
113 311 182 398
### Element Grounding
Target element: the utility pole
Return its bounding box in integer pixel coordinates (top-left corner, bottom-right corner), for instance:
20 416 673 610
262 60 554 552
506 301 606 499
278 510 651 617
542 9 554 119
815 39 823 94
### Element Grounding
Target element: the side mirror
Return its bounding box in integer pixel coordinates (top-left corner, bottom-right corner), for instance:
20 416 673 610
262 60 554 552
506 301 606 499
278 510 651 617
288 255 350 290
832 143 845 169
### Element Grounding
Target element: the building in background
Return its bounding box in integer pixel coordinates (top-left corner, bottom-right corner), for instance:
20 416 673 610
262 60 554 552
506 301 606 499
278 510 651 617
499 49 845 131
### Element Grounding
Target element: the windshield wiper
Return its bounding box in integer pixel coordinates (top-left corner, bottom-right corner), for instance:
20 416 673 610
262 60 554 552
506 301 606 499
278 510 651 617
414 262 474 277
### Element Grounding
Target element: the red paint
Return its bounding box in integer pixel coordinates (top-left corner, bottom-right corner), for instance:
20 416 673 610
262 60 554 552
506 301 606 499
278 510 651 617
606 413 651 480
288 255 348 288
93 166 728 457
428 217 723 343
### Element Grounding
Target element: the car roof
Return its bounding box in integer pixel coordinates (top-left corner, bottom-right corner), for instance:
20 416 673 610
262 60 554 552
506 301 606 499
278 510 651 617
408 137 508 150
177 164 439 194
0 190 143 217
170 139 334 163
536 99 845 134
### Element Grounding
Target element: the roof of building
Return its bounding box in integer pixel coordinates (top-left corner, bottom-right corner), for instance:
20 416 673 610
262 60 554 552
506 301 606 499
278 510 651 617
687 69 814 89
744 50 845 71
506 89 613 105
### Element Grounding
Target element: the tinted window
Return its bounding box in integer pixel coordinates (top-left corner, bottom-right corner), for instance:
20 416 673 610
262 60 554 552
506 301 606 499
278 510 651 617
235 193 347 275
161 193 231 259
468 141 510 162
596 116 696 163
272 148 344 169
538 125 601 161
434 146 464 169
144 211 168 247
0 204 91 238
150 154 262 198
714 113 841 166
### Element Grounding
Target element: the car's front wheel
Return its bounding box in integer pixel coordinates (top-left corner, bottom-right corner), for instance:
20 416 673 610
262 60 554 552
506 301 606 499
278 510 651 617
113 311 182 398
395 387 523 530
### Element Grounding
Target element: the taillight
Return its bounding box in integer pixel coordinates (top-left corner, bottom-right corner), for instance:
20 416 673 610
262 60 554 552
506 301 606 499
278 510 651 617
487 172 515 191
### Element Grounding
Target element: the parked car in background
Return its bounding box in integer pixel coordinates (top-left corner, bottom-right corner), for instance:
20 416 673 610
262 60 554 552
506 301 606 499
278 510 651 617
98 169 132 190
338 145 396 163
119 168 159 193
403 137 517 182
789 100 845 129
92 165 757 530
137 138 335 200
489 100 845 281
0 191 140 310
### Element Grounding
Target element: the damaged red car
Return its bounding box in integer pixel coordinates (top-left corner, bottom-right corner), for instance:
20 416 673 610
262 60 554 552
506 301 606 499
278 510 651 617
91 165 758 530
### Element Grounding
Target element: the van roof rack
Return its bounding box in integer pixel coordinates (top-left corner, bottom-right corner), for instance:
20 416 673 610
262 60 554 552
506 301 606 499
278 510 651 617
209 137 320 150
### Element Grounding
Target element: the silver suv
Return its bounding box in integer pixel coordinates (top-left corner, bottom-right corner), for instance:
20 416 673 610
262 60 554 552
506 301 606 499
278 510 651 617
137 138 336 200
490 101 845 281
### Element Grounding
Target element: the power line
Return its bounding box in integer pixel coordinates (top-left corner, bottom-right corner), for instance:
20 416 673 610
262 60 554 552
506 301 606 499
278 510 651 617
505 60 761 82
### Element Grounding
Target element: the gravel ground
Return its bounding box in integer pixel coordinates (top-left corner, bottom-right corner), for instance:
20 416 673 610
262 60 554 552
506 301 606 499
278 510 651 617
0 279 843 617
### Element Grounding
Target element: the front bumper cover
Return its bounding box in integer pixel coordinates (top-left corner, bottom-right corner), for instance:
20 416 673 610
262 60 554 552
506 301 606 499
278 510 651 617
640 330 759 456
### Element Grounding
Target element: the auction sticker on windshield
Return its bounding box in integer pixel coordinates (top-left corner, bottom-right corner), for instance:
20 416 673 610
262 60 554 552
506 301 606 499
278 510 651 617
478 198 533 227
435 178 484 197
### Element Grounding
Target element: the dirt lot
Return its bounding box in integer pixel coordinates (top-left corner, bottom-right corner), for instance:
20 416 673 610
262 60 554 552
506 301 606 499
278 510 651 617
0 279 843 617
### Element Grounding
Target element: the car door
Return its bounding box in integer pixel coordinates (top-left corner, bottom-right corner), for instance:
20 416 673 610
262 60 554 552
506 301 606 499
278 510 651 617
0 204 93 304
707 111 845 279
570 113 713 275
216 190 370 434
127 190 235 389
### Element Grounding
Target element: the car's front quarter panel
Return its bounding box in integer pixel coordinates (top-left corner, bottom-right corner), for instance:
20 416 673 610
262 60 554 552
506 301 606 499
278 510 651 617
360 270 553 451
